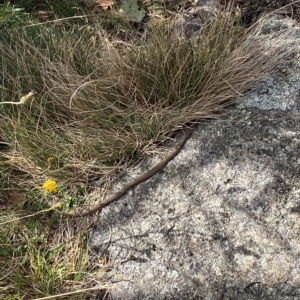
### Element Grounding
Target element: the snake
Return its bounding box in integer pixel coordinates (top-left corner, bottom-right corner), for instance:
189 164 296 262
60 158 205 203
61 123 197 218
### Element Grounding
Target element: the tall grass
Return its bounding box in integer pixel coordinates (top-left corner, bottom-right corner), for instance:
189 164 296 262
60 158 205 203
0 9 295 298
0 16 290 189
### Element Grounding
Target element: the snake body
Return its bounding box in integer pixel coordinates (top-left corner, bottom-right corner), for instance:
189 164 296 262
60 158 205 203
62 123 197 218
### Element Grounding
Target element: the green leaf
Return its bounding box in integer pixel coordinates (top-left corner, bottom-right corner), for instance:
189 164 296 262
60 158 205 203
119 0 145 23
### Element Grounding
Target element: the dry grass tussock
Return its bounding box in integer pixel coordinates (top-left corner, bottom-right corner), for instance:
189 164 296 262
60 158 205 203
0 16 294 188
0 10 296 299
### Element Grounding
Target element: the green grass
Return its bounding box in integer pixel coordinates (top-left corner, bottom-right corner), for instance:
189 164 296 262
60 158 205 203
0 210 105 299
0 4 294 299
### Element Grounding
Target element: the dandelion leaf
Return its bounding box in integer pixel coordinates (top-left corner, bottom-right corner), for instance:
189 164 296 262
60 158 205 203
119 0 145 23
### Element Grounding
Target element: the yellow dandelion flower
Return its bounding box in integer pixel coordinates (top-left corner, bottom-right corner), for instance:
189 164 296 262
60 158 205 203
47 156 55 164
42 179 57 193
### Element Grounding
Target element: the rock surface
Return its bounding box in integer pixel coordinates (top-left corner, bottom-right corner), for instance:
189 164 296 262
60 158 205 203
91 16 300 300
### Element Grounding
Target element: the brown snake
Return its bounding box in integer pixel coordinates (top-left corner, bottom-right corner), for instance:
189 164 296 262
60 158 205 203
61 123 197 218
